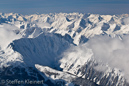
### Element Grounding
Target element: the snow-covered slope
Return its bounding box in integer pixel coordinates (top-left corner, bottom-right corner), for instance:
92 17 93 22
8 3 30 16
0 13 129 86
1 13 129 44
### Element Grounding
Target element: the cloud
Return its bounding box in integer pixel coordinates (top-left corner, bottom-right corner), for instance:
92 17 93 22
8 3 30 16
61 35 129 83
0 24 21 50
123 17 129 24
87 35 129 83
60 44 93 70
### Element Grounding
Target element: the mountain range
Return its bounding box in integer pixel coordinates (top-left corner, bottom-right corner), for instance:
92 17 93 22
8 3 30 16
0 13 129 86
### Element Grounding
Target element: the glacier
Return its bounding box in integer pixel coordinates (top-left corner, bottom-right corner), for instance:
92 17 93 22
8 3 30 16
0 13 129 86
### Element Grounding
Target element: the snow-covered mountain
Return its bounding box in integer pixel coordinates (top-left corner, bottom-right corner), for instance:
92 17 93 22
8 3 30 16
0 13 129 86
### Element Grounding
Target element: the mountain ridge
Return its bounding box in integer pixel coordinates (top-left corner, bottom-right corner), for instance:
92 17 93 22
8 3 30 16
0 13 129 86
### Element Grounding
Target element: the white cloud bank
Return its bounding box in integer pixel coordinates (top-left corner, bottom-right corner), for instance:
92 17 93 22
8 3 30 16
123 17 129 25
0 24 21 50
61 35 129 83
87 35 129 82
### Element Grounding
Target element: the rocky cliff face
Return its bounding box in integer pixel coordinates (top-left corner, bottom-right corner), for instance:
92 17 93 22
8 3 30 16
0 13 129 86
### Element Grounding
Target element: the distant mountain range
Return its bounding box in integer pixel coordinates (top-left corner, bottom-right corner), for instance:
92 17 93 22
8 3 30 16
0 13 129 86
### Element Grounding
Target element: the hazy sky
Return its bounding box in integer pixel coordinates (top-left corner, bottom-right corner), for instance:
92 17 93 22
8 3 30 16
0 0 129 15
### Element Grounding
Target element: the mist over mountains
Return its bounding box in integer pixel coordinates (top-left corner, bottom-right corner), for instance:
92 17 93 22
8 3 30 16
0 13 129 86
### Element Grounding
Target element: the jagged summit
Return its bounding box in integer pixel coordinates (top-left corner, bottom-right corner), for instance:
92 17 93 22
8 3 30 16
0 12 129 44
0 13 129 86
